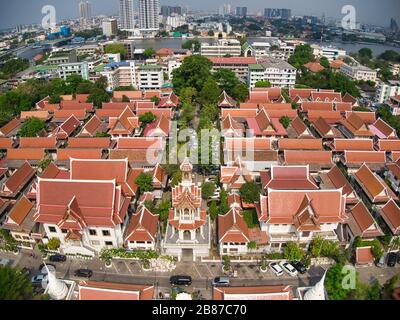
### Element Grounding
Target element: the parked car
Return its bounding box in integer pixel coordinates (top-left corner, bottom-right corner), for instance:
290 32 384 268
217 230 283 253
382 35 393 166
387 252 397 267
0 259 11 267
31 274 46 286
279 262 298 277
291 261 307 274
269 262 284 276
74 269 93 278
397 252 400 265
376 254 386 268
211 277 230 287
49 254 67 262
169 275 192 286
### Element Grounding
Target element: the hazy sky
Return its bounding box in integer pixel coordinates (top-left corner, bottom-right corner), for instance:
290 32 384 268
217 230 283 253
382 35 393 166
0 0 399 29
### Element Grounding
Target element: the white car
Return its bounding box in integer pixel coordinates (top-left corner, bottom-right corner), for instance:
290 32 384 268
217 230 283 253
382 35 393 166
0 259 11 267
269 262 284 276
279 261 298 277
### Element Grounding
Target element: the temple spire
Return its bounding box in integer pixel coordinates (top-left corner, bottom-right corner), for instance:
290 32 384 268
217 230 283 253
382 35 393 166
44 263 68 300
304 270 327 300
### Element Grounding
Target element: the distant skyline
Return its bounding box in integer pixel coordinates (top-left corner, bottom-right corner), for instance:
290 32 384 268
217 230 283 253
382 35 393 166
0 0 399 29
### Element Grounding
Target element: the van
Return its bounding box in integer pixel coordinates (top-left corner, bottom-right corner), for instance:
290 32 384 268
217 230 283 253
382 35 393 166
169 275 192 286
212 277 230 287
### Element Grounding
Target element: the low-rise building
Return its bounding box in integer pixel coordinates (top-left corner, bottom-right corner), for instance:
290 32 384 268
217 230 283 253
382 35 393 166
340 62 377 82
249 58 296 88
137 64 164 90
208 57 256 83
375 80 400 104
200 39 242 57
58 62 89 81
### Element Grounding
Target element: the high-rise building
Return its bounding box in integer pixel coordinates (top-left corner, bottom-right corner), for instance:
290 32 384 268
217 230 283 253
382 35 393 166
161 5 182 16
102 19 118 37
235 7 247 17
79 1 92 26
138 0 160 32
264 8 291 20
390 18 399 33
119 0 135 30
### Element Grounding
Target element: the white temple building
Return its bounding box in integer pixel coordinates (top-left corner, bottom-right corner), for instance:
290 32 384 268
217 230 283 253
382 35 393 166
296 271 327 300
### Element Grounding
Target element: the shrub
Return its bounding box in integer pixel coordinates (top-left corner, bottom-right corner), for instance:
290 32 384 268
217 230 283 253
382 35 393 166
283 242 305 261
47 238 60 251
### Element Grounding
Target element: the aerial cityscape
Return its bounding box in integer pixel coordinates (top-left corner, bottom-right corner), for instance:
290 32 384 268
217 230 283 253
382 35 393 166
0 0 400 305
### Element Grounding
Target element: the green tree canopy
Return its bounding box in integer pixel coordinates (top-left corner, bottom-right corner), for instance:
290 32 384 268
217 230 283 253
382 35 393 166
0 266 33 300
179 87 197 105
283 242 305 261
325 263 353 300
319 57 330 68
288 44 315 69
213 68 240 96
232 83 249 102
139 112 157 125
358 48 373 59
199 77 222 105
87 88 110 108
279 116 291 129
172 55 213 94
378 50 399 62
104 43 128 59
182 39 201 52
201 182 216 200
143 48 156 59
240 181 261 203
135 173 154 193
255 80 272 88
209 200 218 222
47 237 61 250
219 188 230 215
18 117 45 137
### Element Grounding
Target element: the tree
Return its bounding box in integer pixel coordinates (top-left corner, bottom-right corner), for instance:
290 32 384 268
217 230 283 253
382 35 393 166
19 117 45 137
288 44 314 69
283 242 305 261
87 88 110 108
135 173 154 193
121 95 130 102
143 48 156 59
231 83 249 102
247 241 257 250
104 43 128 59
0 266 33 300
179 87 197 105
156 199 171 229
255 80 272 88
279 116 291 129
325 263 353 300
76 81 93 94
358 48 373 59
139 112 157 125
151 96 160 105
213 68 240 96
379 50 399 62
219 188 230 215
209 201 218 222
170 170 182 187
182 39 201 52
243 210 259 228
239 182 260 203
201 182 215 200
48 94 61 104
199 77 222 105
47 238 61 250
172 55 213 94
65 74 85 93
319 57 330 68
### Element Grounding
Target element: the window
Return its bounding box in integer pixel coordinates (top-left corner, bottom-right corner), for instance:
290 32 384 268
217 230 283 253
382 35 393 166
89 229 97 236
61 229 68 234
90 240 100 246
104 241 113 246
49 226 57 233
102 230 111 237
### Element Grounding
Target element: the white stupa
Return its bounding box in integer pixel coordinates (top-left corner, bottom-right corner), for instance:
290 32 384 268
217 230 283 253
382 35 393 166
44 265 68 300
304 271 327 300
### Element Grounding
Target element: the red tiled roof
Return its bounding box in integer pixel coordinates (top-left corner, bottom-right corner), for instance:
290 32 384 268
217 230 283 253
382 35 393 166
333 139 374 151
335 102 353 112
34 179 128 227
370 118 397 139
68 137 111 149
266 189 346 225
301 102 334 112
377 139 400 151
224 137 271 150
312 117 337 138
143 91 161 99
0 138 14 149
79 115 103 137
7 148 45 160
356 247 374 265
20 111 50 121
53 109 87 121
221 109 258 119
289 88 313 100
311 91 342 102
57 149 103 161
304 62 325 73
52 115 81 140
4 196 33 226
343 151 386 165
19 137 57 149
0 119 21 136
78 281 154 300
218 208 250 243
346 201 383 238
278 139 323 150
213 285 293 300
262 165 318 190
113 91 142 100
379 200 400 235
124 206 158 242
60 101 94 112
324 166 356 201
208 57 257 65
102 102 135 110
248 91 269 104
283 150 332 165
345 111 376 124
116 137 164 150
1 162 35 197
307 110 342 123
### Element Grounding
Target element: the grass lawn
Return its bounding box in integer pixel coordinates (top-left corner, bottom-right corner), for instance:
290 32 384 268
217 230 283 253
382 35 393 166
243 209 259 228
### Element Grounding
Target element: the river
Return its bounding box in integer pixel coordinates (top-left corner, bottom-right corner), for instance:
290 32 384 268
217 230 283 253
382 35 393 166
16 37 400 61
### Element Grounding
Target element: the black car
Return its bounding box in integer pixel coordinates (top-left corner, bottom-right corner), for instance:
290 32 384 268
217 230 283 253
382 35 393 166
74 269 93 278
169 275 192 286
387 252 397 267
49 254 67 262
291 261 307 274
397 251 400 265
